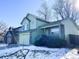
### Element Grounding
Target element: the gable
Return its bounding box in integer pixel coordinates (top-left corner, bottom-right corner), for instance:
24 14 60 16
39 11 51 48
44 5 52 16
26 14 37 29
26 13 50 29
21 17 30 25
27 13 49 23
21 16 31 30
61 19 79 35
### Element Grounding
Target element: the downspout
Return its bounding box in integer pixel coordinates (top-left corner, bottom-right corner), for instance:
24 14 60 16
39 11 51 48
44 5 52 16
29 21 32 45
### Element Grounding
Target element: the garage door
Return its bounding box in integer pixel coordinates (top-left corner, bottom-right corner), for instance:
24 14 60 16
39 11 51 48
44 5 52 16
19 32 30 45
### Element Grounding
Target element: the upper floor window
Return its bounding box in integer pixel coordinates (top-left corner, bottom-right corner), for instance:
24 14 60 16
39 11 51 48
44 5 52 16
23 23 29 30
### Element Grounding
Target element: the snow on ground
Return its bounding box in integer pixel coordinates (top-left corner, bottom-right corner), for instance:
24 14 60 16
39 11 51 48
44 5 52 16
0 44 8 47
61 49 79 59
0 45 70 59
0 45 79 59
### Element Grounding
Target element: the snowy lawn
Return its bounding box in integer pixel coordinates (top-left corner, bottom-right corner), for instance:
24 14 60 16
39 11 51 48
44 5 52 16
0 45 70 59
61 48 79 59
0 44 8 47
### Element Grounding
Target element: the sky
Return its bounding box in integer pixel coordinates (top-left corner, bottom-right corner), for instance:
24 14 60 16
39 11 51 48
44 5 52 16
0 0 79 27
0 0 42 27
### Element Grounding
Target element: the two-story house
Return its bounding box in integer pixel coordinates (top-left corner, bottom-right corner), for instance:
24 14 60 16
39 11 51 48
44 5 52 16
19 14 50 45
4 13 79 45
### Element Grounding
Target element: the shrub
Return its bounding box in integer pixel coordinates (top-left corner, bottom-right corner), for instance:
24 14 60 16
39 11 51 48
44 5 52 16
34 35 48 46
47 38 67 48
34 35 67 48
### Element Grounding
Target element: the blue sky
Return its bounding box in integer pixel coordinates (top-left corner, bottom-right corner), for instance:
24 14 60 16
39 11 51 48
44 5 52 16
0 0 42 27
0 0 79 27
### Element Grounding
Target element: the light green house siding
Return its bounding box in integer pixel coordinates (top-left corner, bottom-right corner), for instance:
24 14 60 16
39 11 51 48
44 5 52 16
27 14 36 29
36 20 47 27
19 32 30 45
22 19 30 30
27 14 48 29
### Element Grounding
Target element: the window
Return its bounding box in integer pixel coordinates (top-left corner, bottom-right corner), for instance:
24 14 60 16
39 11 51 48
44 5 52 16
24 24 27 30
50 27 60 37
23 23 29 30
51 28 59 33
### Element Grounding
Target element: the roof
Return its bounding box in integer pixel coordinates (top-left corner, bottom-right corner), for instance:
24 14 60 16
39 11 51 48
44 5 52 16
36 18 50 23
21 15 31 24
38 20 62 28
13 26 22 30
28 13 50 23
38 19 79 30
21 13 50 24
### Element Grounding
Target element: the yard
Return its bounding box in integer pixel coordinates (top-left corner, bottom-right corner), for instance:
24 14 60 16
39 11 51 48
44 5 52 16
0 45 78 59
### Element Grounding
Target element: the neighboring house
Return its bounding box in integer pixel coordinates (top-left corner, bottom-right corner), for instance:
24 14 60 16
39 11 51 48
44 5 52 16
4 13 79 45
4 27 17 44
4 26 23 44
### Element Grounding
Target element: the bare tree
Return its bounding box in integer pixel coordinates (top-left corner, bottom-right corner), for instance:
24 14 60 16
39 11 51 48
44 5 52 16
38 1 51 21
52 0 79 21
0 21 7 42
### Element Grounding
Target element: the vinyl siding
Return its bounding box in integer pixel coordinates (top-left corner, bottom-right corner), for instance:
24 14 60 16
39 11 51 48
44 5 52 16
21 19 29 30
27 14 36 29
61 19 79 40
36 20 47 28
